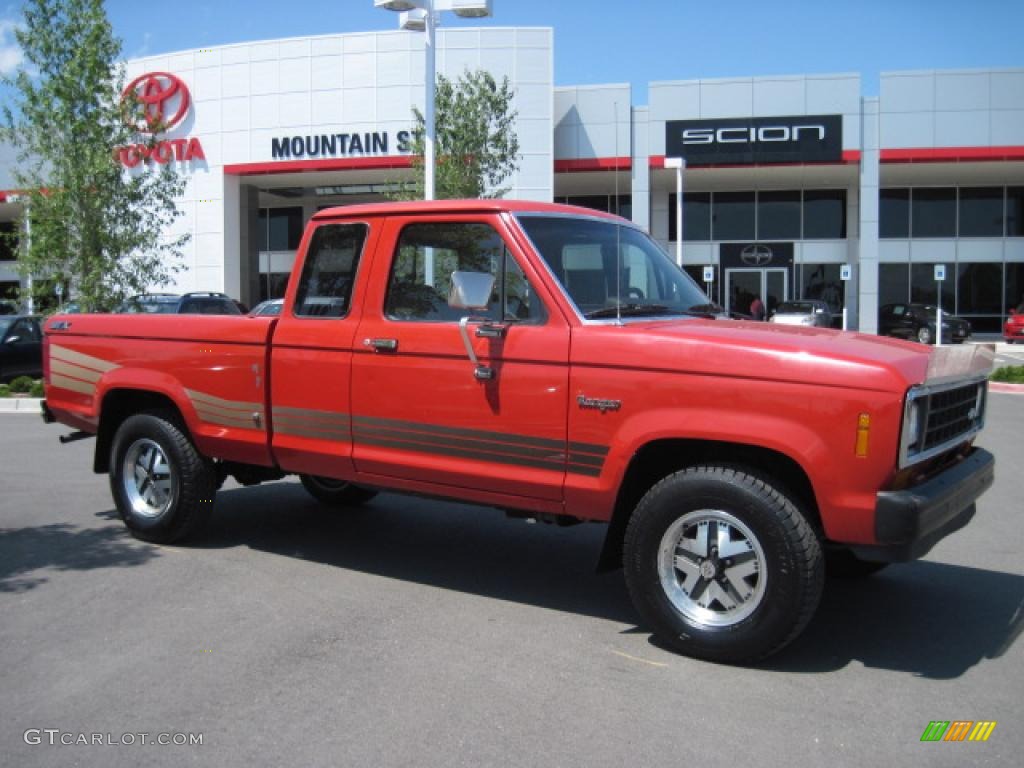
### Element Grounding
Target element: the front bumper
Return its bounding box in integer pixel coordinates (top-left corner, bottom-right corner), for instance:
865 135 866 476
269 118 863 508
851 447 994 562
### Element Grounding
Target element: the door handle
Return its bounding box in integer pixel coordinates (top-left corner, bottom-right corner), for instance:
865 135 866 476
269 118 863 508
363 338 398 352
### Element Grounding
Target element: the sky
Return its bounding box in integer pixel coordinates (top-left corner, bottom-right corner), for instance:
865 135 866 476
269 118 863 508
0 0 1022 103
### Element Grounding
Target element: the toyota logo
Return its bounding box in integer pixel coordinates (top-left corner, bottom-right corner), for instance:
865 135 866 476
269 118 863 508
123 72 191 133
740 244 773 267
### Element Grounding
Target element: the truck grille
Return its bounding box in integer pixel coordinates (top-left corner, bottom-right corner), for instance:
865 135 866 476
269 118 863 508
901 378 987 468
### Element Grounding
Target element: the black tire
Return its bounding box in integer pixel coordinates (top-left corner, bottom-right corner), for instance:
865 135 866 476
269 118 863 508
825 548 889 578
109 412 216 544
299 474 378 507
623 465 824 663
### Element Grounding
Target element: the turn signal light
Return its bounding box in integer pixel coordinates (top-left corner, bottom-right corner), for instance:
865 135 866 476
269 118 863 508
855 413 870 458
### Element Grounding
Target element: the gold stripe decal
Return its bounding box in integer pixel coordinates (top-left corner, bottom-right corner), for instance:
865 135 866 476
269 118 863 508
186 389 263 432
50 373 95 396
272 406 351 440
50 344 120 373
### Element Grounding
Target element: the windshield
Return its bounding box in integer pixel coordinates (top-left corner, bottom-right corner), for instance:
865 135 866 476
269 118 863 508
776 302 819 314
517 215 712 319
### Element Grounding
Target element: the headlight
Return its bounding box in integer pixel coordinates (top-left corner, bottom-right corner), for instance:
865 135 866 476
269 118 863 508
906 399 922 449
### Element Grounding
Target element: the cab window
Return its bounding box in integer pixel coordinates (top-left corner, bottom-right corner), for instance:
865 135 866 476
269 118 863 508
294 223 369 318
384 221 544 323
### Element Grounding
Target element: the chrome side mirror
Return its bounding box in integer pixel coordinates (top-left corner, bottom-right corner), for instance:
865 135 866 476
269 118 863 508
449 271 500 381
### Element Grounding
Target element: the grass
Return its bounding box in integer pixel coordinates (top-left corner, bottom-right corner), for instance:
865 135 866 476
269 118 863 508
991 365 1024 384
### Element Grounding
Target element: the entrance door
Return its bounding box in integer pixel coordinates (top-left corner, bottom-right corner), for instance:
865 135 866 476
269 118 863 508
726 268 787 318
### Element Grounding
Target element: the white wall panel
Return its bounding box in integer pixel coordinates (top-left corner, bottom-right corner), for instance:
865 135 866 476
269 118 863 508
280 57 311 93
935 72 990 111
991 71 1024 109
279 92 311 128
699 80 753 118
312 90 344 125
880 73 935 113
311 56 343 90
991 110 1024 145
934 110 990 146
880 111 934 148
753 79 805 116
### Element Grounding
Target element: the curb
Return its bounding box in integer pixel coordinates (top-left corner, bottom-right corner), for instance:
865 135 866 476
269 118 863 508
990 382 1024 395
0 397 43 413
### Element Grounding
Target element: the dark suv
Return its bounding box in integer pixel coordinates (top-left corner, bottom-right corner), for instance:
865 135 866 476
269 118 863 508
117 292 243 315
878 303 971 344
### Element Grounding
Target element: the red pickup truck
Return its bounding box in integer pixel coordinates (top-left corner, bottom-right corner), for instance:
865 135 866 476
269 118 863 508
42 200 995 663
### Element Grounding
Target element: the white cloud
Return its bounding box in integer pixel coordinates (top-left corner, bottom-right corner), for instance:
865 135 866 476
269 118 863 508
0 18 24 76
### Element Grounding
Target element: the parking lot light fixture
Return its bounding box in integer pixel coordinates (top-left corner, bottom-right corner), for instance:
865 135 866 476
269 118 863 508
374 0 494 201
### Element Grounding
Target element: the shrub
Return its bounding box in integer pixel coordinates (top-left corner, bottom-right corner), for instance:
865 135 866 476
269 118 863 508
0 384 9 397
991 365 1024 384
8 376 34 394
29 380 44 398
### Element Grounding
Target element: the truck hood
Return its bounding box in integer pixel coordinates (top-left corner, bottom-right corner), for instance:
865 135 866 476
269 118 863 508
571 319 994 393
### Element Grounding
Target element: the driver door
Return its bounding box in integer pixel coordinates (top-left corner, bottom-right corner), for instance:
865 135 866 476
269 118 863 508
351 213 570 503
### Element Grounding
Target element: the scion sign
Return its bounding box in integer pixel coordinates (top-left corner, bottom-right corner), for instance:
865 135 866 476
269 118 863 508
666 114 842 165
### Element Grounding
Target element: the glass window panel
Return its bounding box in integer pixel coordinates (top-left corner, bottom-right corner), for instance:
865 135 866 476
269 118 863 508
958 188 1004 237
956 263 1002 314
880 189 910 238
910 262 954 306
563 195 612 213
879 263 910 306
757 191 801 240
266 207 304 251
294 223 368 318
911 188 956 238
1006 263 1024 313
257 210 269 252
1007 187 1024 237
669 192 711 242
712 191 755 241
0 221 18 261
801 263 844 315
803 190 847 239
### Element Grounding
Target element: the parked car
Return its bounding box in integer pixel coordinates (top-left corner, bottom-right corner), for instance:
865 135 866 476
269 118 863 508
878 303 971 344
117 292 243 315
768 300 833 328
0 315 43 381
249 298 284 317
1004 301 1024 344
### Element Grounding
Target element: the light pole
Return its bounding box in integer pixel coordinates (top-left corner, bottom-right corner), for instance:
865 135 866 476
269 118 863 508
663 156 685 267
374 0 494 201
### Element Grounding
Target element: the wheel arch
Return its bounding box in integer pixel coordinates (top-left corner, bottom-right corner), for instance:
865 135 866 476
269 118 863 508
597 438 821 573
94 389 187 473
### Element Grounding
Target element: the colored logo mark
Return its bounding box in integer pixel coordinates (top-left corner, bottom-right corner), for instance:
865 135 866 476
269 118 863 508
122 72 191 133
920 721 997 742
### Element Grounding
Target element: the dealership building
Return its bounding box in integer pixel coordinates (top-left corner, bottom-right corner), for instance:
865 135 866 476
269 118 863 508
2 26 1023 333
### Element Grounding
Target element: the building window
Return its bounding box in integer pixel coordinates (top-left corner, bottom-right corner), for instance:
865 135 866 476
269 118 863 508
1007 263 1024 313
803 190 847 239
958 188 1004 237
258 207 304 252
0 222 18 262
668 193 711 242
712 192 755 241
911 188 957 238
879 263 910 307
800 263 844 315
1007 187 1024 237
880 189 910 238
757 191 801 240
556 194 631 219
910 262 954 306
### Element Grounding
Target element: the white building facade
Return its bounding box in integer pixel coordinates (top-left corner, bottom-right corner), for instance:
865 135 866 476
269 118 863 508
1 27 1021 335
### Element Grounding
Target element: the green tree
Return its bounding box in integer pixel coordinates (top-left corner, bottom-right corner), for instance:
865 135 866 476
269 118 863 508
1 0 187 312
397 69 519 200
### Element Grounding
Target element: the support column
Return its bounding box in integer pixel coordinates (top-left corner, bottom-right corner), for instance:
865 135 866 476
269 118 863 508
857 97 881 334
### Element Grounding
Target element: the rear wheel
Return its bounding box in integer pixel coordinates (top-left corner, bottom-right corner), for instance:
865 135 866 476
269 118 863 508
624 465 824 663
299 474 378 507
109 412 216 543
917 326 932 344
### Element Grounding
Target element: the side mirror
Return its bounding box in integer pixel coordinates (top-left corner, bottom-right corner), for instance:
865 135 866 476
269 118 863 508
448 271 495 311
449 271 501 382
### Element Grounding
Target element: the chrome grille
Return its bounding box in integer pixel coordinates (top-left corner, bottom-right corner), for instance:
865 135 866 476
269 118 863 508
900 377 987 468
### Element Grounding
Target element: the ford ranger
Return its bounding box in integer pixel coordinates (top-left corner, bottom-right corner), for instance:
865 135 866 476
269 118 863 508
41 200 995 662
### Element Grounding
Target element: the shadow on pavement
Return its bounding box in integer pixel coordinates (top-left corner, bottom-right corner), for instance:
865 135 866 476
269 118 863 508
0 520 158 593
761 562 1024 679
90 480 1022 679
199 481 638 626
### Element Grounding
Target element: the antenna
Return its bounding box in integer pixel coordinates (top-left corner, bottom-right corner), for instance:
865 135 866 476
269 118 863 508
614 101 622 325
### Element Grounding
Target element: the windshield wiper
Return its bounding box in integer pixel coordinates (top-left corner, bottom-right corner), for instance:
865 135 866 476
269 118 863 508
584 303 672 319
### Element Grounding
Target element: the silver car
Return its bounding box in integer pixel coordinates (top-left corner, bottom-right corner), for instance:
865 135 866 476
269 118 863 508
768 300 833 328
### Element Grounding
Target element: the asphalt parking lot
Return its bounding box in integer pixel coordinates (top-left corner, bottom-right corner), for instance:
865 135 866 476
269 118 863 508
1 394 1022 768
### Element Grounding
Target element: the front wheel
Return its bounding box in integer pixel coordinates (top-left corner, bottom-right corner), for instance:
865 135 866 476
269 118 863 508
917 326 932 344
299 474 378 507
623 465 824 663
109 412 216 544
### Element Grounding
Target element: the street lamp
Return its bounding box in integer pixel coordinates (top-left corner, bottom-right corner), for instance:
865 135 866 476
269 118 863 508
663 156 685 267
374 0 494 201
6 193 33 313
